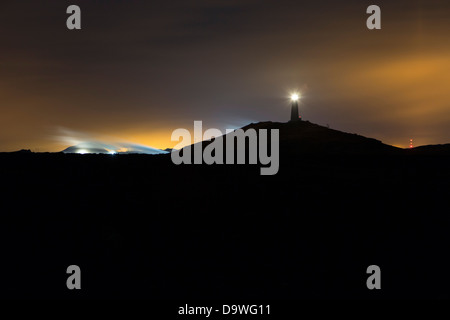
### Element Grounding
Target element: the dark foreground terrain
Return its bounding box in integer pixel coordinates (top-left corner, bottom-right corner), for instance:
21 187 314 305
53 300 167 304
1 121 450 299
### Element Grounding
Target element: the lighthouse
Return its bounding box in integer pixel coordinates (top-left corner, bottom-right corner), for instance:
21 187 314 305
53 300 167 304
290 93 300 121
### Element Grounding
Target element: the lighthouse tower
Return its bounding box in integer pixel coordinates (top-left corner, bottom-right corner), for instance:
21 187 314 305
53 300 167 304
290 94 300 121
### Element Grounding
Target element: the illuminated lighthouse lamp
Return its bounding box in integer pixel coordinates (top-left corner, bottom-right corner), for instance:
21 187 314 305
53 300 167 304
290 93 300 102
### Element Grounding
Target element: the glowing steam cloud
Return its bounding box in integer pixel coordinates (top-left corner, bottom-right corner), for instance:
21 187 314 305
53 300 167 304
54 128 168 155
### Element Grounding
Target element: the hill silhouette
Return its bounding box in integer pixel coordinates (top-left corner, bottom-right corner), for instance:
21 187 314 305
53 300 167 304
1 120 450 299
241 120 400 155
408 143 450 155
178 120 401 168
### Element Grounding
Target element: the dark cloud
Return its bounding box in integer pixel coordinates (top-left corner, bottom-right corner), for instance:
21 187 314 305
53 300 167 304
1 0 450 151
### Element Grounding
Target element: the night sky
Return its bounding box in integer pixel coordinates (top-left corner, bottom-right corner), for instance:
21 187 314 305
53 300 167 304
1 0 450 151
